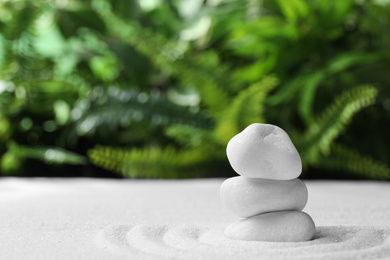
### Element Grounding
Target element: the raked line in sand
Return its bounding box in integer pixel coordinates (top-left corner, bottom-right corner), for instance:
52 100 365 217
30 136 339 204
96 224 390 259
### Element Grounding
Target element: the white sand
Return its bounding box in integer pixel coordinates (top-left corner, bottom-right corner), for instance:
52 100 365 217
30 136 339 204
0 178 390 259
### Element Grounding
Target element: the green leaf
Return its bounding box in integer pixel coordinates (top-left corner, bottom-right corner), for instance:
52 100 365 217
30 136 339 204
267 75 304 106
75 88 214 136
233 54 278 83
8 142 87 165
276 0 309 23
327 52 384 74
56 9 106 38
315 0 354 26
89 54 119 82
318 143 390 180
215 76 278 144
298 85 378 163
164 124 217 148
25 80 80 115
92 2 232 115
228 17 298 58
88 144 224 178
0 114 11 141
1 2 41 40
298 70 326 125
1 151 23 175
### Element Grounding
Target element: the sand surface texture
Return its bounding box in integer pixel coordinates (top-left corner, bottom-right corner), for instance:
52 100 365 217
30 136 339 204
0 178 389 259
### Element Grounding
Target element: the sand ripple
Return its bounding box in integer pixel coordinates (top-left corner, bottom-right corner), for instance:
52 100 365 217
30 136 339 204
95 225 390 259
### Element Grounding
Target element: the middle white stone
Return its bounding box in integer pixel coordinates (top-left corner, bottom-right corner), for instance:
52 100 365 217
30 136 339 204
220 176 308 218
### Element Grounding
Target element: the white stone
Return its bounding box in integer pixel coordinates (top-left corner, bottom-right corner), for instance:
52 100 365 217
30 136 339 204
225 211 315 242
226 123 302 180
220 177 308 218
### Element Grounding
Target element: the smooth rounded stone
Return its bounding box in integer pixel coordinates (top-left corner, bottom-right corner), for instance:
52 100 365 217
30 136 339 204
220 177 308 218
226 123 302 180
225 211 315 242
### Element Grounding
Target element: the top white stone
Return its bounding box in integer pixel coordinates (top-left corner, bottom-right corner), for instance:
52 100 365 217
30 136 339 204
226 123 302 180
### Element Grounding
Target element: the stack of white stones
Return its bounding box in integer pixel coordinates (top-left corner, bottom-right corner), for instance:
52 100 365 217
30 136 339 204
221 123 315 242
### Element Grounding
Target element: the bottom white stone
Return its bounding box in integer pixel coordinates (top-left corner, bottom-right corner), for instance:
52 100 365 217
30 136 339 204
225 211 315 242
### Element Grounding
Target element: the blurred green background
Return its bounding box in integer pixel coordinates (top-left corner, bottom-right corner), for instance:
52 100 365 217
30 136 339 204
0 0 389 179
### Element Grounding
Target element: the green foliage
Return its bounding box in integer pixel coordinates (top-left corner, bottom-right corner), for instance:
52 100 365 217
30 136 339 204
92 2 232 116
215 76 278 143
12 143 87 165
317 143 390 180
89 144 224 178
0 0 389 179
1 142 86 176
297 85 378 164
74 87 214 138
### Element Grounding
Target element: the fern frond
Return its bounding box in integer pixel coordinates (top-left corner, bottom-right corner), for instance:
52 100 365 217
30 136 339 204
318 143 390 179
88 144 224 178
297 52 383 125
75 88 214 136
298 85 377 163
215 76 278 144
267 73 306 106
164 124 219 148
92 0 231 115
